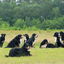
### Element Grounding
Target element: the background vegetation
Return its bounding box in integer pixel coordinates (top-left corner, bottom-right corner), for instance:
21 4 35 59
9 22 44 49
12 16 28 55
0 0 64 30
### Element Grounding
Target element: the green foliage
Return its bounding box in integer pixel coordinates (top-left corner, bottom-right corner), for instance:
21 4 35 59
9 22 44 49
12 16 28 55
25 17 32 27
46 28 51 32
31 18 41 28
14 6 22 19
1 24 5 30
23 25 27 30
50 7 61 19
0 0 64 30
10 26 21 30
21 1 29 6
0 18 4 26
41 16 64 30
27 26 38 31
14 19 25 28
11 1 17 8
0 21 10 30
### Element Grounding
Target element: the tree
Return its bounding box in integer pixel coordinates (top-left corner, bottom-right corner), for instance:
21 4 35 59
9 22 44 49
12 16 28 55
50 7 61 19
25 17 32 27
40 0 53 19
31 18 41 28
14 6 22 19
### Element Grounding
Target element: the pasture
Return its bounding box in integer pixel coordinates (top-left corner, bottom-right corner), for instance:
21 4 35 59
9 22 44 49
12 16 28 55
0 30 64 64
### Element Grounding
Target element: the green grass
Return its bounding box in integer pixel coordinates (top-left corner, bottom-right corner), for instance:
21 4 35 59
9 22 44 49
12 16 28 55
0 43 64 64
0 30 64 64
0 47 64 64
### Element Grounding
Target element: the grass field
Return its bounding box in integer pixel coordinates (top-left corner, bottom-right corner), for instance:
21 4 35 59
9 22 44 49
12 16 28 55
0 30 64 64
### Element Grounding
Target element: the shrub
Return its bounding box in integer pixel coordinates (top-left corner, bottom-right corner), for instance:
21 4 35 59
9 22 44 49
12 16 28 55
14 19 25 28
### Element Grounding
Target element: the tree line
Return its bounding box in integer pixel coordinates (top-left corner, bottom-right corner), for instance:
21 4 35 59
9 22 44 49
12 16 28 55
0 0 64 30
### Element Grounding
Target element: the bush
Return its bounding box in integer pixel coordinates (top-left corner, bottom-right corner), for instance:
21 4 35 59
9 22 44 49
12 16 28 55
27 26 39 31
10 26 21 30
23 25 27 30
46 28 51 32
14 19 25 28
1 22 10 30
